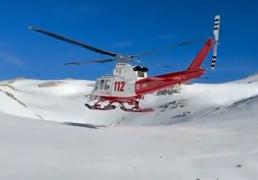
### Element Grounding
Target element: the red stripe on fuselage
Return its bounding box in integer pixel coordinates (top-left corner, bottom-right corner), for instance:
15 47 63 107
135 69 205 95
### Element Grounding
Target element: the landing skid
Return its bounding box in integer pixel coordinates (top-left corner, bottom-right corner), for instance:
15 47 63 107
120 105 153 112
85 98 153 112
85 103 116 111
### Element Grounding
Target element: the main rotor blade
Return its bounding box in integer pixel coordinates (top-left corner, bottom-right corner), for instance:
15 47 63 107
64 58 115 66
29 26 118 57
133 40 200 58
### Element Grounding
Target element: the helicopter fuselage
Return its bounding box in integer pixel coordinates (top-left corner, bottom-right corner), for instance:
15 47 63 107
91 38 213 105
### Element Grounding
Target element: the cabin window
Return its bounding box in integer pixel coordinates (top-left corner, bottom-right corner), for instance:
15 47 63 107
99 80 105 90
104 80 111 90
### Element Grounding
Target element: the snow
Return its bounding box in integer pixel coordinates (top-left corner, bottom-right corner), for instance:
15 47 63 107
0 74 258 179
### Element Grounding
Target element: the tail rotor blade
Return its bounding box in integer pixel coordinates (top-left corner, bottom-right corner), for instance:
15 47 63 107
213 15 221 42
211 44 218 70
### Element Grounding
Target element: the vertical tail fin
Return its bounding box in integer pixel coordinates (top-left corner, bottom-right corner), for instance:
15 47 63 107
187 15 221 72
187 38 215 72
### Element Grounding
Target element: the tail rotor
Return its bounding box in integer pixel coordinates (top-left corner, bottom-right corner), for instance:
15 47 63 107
211 15 221 70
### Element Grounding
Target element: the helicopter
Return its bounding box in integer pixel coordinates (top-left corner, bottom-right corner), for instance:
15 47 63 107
29 15 221 112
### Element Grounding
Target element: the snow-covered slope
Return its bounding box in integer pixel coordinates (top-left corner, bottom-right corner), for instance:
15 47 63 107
1 74 258 180
1 74 258 126
0 79 125 125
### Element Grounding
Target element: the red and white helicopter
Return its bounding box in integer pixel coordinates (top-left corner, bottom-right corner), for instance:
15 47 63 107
29 15 221 112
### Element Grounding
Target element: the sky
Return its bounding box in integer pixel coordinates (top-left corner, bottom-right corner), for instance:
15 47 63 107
0 0 258 82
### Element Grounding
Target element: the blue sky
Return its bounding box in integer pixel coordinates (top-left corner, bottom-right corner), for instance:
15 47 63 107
0 0 257 82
